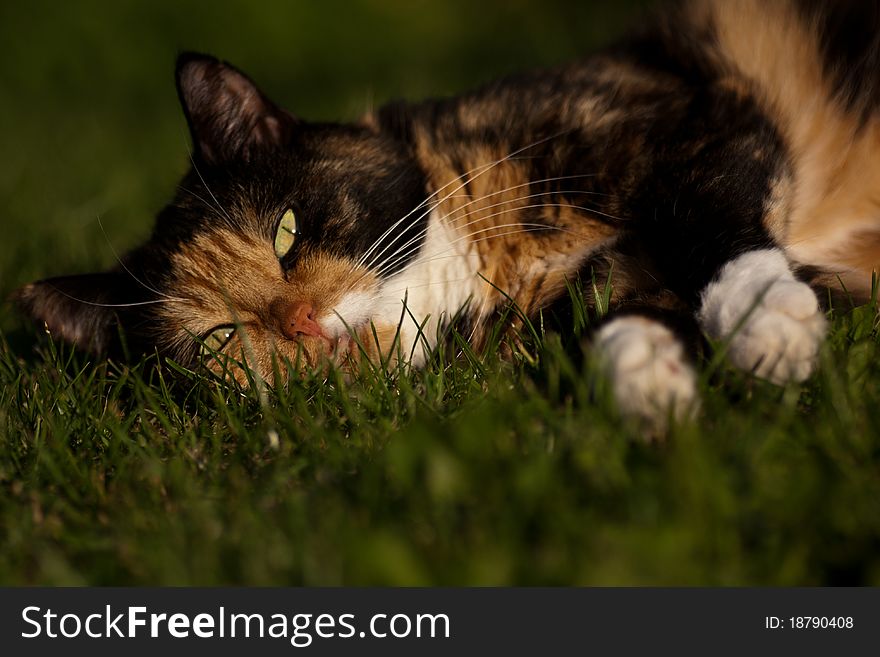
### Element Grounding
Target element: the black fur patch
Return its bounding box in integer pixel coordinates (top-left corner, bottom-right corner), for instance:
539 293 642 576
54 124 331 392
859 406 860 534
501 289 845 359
798 0 880 120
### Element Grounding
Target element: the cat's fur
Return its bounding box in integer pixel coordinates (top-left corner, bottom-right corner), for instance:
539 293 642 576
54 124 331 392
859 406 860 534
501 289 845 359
15 0 880 428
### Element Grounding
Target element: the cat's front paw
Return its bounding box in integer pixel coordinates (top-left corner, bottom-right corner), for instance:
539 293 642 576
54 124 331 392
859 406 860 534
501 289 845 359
595 316 698 433
699 249 827 384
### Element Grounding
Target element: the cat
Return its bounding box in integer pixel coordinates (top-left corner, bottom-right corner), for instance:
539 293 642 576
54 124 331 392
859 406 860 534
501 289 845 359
14 0 880 430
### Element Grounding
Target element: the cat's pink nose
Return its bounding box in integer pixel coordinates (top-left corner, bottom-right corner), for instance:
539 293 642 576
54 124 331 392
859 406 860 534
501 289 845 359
282 302 325 340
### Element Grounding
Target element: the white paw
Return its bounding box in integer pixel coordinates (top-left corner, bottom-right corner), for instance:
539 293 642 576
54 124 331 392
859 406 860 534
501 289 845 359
595 316 698 431
698 249 827 384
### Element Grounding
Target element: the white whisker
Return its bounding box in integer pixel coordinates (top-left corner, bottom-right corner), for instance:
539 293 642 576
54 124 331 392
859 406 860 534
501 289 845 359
367 187 607 277
373 203 590 280
356 130 574 274
46 285 189 308
95 214 181 302
354 159 502 271
378 226 571 288
361 171 609 281
189 154 234 225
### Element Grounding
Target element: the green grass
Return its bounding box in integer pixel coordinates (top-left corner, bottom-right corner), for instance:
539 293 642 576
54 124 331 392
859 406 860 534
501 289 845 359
2 0 879 586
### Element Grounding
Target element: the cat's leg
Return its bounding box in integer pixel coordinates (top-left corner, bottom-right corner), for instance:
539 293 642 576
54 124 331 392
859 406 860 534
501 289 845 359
697 248 827 383
593 308 699 432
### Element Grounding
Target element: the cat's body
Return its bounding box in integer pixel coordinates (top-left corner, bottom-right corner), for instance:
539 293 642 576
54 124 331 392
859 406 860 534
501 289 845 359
16 0 880 428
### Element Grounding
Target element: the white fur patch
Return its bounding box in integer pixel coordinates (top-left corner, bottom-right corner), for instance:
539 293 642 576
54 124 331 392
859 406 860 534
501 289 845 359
321 290 375 339
372 209 483 365
698 248 827 384
595 316 698 430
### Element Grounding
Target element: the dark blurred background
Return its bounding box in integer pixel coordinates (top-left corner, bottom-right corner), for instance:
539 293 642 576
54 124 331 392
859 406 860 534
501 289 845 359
0 0 652 318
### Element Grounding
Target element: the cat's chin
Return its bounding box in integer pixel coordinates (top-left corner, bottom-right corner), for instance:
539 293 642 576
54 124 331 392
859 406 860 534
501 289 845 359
329 334 354 364
291 333 357 372
286 333 360 379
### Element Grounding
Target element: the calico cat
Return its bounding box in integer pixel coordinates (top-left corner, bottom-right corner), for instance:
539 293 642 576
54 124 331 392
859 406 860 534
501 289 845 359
14 0 880 429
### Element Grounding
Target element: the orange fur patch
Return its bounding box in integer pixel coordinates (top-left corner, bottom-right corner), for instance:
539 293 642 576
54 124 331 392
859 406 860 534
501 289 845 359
697 0 880 297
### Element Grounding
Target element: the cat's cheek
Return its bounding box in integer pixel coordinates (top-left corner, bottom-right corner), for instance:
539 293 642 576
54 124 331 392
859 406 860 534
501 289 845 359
262 335 351 381
200 333 289 387
203 351 254 389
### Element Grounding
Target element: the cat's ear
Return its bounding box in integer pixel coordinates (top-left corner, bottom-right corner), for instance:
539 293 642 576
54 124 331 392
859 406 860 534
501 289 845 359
13 272 134 355
176 52 298 164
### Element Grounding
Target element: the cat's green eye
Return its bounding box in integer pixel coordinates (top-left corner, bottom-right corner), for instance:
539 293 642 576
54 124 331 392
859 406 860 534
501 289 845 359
201 325 235 357
274 208 298 258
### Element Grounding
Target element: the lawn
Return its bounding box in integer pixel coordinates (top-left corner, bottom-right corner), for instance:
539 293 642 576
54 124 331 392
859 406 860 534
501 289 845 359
1 0 879 586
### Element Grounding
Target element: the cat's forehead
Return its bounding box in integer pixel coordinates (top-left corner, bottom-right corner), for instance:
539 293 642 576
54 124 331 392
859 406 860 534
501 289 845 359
174 129 401 220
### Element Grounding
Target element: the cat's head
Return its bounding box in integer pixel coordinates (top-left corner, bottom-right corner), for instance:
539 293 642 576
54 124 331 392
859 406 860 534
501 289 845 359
15 53 430 382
